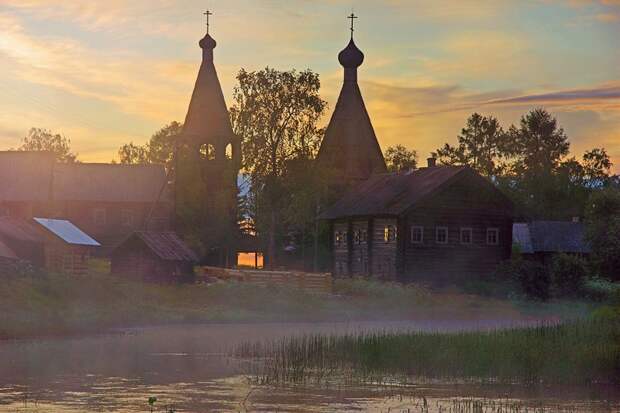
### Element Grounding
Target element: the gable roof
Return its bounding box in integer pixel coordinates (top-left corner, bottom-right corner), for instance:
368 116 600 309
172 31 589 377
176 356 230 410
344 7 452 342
513 221 590 254
0 151 54 201
0 152 169 203
33 218 101 246
320 166 471 220
53 163 169 203
114 231 198 262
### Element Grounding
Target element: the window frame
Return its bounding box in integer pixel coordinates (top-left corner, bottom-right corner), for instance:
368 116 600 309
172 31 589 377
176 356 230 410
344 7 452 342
486 227 499 245
460 227 473 245
435 226 449 244
410 225 424 244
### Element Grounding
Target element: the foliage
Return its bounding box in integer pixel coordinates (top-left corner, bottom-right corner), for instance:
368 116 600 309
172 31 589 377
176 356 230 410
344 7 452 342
229 67 327 267
17 127 77 162
117 121 182 168
118 142 149 164
238 318 620 386
384 144 417 172
494 259 550 300
550 254 588 297
435 109 614 221
585 188 620 281
434 113 506 176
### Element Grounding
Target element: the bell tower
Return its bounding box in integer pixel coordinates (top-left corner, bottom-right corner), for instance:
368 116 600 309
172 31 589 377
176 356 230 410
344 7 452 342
176 15 241 266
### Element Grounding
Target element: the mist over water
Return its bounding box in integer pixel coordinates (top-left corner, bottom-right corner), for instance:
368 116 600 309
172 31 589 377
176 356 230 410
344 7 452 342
0 320 618 412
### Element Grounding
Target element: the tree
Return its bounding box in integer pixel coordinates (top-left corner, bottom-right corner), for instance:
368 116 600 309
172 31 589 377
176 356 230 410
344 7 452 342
434 113 507 176
502 109 572 219
118 142 149 164
507 108 570 178
229 67 327 268
585 188 620 281
116 121 181 168
384 144 417 172
582 148 612 187
17 128 77 162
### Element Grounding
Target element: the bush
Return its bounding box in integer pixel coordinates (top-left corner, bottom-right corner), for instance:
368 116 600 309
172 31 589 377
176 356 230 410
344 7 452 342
494 259 550 300
550 254 588 297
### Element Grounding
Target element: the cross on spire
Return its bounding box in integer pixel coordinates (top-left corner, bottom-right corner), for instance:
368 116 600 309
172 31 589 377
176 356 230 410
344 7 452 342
204 9 213 34
348 12 358 39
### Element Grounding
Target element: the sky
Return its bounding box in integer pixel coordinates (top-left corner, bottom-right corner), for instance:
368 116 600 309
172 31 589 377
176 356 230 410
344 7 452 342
0 0 619 170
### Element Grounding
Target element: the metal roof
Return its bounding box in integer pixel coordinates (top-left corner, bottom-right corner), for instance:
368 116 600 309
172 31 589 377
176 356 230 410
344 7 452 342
512 221 590 254
33 218 101 246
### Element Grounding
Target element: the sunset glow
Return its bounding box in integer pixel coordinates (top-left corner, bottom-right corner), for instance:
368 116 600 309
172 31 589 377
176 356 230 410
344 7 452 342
0 0 618 169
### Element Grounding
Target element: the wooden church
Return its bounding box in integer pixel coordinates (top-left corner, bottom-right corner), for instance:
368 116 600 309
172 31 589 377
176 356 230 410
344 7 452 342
317 27 514 283
174 27 242 268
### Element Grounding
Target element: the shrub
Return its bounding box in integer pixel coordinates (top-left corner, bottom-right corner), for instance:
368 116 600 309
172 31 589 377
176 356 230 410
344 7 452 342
494 259 550 300
550 254 588 297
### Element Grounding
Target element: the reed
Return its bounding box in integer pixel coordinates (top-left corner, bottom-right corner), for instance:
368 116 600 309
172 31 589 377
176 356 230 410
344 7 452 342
236 318 620 386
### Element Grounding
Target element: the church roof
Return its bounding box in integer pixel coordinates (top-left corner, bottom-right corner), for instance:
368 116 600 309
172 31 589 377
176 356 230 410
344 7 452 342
316 37 386 182
0 152 169 203
320 166 469 219
182 32 234 141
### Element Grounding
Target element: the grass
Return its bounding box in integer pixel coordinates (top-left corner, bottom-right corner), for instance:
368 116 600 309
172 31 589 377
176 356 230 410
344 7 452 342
0 260 602 340
236 316 620 386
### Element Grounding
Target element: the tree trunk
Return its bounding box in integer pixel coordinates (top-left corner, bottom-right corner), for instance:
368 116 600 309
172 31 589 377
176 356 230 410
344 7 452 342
268 207 276 270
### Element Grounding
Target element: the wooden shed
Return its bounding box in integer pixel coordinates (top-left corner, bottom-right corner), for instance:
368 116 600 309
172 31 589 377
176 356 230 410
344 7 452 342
32 218 101 276
110 231 198 282
0 216 100 275
512 221 591 265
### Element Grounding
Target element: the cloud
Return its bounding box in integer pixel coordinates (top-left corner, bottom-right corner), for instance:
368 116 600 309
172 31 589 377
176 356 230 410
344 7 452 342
485 84 620 105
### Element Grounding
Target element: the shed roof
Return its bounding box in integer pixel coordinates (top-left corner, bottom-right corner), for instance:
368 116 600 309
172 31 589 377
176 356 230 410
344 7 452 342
0 151 54 201
0 216 45 243
115 231 198 262
0 238 18 260
33 218 101 246
512 221 590 254
320 166 474 220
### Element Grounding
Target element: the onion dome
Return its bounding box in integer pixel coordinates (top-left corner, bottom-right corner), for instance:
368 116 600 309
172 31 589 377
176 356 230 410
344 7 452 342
338 39 364 69
199 33 217 50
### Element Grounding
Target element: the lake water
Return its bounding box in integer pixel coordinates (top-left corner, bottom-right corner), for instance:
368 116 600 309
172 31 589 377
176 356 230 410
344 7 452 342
0 321 618 412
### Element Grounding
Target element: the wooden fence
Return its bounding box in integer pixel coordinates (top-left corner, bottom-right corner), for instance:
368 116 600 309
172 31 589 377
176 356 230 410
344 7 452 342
200 266 333 294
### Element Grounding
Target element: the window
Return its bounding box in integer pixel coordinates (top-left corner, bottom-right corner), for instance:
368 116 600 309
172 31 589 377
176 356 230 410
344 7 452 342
436 227 448 244
487 228 499 245
225 143 233 160
93 208 106 226
199 143 216 160
335 231 348 247
360 230 368 243
353 230 361 245
460 227 473 245
121 209 134 227
384 225 397 243
411 226 424 244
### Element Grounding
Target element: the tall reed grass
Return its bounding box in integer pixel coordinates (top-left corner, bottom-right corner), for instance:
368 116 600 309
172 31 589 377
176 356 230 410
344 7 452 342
236 318 620 386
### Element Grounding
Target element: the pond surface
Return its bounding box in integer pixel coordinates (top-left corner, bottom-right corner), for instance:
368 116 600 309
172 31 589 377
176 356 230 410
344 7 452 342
0 320 618 412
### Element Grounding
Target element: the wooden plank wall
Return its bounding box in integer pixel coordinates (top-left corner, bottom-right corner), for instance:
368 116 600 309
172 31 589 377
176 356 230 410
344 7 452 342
201 266 333 294
370 218 398 280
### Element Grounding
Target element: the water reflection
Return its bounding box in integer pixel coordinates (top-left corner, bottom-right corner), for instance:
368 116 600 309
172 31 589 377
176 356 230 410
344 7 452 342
0 321 617 412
